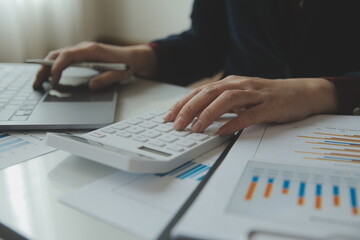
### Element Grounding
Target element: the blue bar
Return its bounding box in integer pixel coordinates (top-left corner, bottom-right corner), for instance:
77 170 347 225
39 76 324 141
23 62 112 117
0 138 23 149
0 141 29 153
252 176 259 182
169 162 196 176
197 175 205 181
177 164 206 179
324 140 360 146
0 133 10 138
299 182 306 198
189 166 210 178
316 184 322 196
323 156 360 162
333 186 339 196
178 164 207 180
268 178 274 184
283 180 290 189
350 187 358 208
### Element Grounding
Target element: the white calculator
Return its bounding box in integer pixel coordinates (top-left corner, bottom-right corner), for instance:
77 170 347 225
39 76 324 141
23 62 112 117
46 110 233 173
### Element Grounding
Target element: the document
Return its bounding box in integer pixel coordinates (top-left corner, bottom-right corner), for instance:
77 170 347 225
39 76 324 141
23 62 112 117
172 115 360 240
0 131 55 170
60 144 227 240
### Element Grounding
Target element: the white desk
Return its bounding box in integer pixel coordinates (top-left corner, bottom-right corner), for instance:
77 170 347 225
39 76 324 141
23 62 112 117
0 79 189 240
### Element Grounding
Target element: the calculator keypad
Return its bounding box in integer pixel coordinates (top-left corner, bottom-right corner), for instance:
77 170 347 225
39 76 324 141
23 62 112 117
87 110 222 154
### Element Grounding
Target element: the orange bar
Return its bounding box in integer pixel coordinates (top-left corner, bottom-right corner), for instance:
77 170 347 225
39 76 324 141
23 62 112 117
245 176 259 201
315 196 322 209
264 183 273 198
298 197 304 206
282 188 289 194
334 196 340 206
352 208 358 215
314 132 360 139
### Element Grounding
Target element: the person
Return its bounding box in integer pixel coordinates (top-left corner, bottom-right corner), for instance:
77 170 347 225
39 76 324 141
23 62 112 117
33 0 360 135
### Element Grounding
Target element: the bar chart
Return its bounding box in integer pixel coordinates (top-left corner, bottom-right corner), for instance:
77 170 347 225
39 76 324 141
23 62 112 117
0 132 55 169
295 132 360 163
0 133 30 152
156 160 211 181
254 122 360 167
227 161 360 227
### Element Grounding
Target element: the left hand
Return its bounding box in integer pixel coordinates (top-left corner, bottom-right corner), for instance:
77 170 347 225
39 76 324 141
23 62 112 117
163 76 338 135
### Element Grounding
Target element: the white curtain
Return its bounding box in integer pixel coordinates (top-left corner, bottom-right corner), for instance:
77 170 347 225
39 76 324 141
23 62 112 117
0 0 98 62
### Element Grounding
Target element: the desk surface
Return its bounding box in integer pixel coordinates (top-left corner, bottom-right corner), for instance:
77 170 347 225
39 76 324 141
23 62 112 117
0 79 189 240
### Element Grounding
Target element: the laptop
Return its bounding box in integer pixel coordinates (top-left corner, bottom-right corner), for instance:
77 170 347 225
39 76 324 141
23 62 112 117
0 63 118 130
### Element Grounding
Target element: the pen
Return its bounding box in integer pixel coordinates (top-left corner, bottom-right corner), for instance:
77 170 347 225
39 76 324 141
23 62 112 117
25 59 129 71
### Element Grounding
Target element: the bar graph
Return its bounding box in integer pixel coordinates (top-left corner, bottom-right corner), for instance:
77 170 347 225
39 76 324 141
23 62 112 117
227 161 360 227
295 132 360 163
156 161 211 181
0 133 30 153
0 132 55 169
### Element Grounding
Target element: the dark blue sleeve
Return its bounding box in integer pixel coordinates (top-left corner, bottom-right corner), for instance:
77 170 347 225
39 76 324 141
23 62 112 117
151 0 229 86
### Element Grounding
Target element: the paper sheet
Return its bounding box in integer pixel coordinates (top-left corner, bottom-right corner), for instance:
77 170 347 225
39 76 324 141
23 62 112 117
172 115 360 240
60 144 227 240
0 131 56 170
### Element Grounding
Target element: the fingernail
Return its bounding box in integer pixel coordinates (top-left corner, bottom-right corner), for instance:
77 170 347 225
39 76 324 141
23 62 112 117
174 117 185 130
192 119 203 132
163 110 173 121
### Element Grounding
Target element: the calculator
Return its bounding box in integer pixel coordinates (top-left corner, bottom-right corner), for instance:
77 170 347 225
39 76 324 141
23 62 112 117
46 110 233 173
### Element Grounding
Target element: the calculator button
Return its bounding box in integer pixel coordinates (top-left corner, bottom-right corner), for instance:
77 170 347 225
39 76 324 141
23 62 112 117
112 123 130 130
132 135 148 142
158 135 179 143
149 140 166 147
149 110 167 116
90 132 106 138
101 128 116 134
116 132 132 138
139 122 158 129
125 118 143 125
188 133 209 141
152 117 165 123
126 126 145 134
138 113 155 120
167 145 184 152
176 139 196 148
142 130 161 138
171 130 191 137
154 125 173 133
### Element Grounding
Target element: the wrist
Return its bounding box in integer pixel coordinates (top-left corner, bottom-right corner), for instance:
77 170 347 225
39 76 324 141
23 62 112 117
305 78 338 114
127 44 157 78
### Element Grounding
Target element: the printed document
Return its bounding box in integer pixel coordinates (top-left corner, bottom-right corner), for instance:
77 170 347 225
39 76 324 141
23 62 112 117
60 144 227 239
172 115 360 240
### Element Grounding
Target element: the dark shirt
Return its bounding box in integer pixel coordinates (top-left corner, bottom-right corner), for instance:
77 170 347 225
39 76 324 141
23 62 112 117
152 0 360 114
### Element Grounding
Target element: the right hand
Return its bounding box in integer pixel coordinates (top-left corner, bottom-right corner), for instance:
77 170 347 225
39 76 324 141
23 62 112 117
33 41 157 91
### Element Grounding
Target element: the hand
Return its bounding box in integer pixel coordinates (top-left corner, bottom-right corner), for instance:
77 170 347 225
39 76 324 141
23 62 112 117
163 76 338 135
33 41 157 91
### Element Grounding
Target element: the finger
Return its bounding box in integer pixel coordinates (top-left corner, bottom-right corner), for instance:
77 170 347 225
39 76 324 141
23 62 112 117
163 88 203 122
89 70 130 90
32 51 62 90
217 104 267 135
173 80 249 130
192 90 263 132
33 66 51 90
50 45 103 86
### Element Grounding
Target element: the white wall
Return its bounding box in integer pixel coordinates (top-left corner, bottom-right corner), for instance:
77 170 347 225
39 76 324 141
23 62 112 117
0 0 193 62
96 0 193 44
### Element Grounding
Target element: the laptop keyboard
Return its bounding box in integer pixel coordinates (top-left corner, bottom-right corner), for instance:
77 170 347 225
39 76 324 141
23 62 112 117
0 65 43 121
